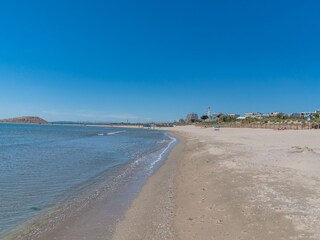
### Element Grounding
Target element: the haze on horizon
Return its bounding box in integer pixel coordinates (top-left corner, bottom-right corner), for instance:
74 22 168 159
0 0 319 122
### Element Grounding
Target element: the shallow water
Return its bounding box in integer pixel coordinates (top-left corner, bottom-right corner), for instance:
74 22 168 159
0 124 175 238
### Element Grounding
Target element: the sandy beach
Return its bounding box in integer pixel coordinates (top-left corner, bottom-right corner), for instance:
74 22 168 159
113 126 320 240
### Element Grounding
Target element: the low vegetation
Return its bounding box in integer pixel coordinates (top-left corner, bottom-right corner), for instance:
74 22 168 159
178 114 320 129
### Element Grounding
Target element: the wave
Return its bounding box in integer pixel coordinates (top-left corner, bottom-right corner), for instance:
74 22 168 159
149 134 177 169
96 130 126 136
107 130 126 136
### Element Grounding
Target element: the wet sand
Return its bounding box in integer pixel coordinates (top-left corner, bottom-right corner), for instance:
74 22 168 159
112 133 184 240
113 126 320 240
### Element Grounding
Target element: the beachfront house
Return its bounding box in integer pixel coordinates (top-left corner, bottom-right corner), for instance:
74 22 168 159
244 112 263 119
268 112 282 117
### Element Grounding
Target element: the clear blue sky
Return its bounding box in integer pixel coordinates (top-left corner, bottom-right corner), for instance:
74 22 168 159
0 0 319 122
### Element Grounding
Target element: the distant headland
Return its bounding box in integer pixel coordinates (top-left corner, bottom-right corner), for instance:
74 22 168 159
0 116 49 124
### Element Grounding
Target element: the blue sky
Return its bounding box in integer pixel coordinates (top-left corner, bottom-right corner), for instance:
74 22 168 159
0 0 319 122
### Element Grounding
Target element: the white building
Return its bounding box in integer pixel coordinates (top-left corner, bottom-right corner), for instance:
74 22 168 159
244 112 263 119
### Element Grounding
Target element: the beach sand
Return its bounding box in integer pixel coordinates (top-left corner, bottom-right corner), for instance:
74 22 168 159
113 126 320 240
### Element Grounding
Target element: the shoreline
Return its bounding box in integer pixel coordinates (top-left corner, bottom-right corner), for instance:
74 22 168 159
113 126 320 239
112 131 184 240
2 128 177 240
5 126 320 239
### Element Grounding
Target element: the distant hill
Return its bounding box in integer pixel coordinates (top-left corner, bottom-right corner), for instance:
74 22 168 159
0 116 49 124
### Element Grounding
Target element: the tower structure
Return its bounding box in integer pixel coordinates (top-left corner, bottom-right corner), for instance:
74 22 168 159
206 107 211 119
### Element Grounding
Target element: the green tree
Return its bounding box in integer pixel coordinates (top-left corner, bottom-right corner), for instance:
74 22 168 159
201 115 209 121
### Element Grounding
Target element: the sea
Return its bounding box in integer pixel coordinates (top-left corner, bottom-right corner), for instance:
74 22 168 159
0 124 176 239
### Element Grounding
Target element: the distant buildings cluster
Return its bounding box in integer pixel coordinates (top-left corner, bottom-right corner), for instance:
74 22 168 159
178 108 320 123
242 110 320 120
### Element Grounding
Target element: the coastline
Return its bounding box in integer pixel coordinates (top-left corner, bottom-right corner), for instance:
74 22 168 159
33 130 176 240
1 127 176 240
112 132 184 240
113 126 320 239
5 126 320 239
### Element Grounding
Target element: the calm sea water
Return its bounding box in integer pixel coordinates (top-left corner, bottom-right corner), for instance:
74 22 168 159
0 124 176 238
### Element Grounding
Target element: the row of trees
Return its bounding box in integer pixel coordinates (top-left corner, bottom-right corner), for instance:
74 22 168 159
198 114 237 123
